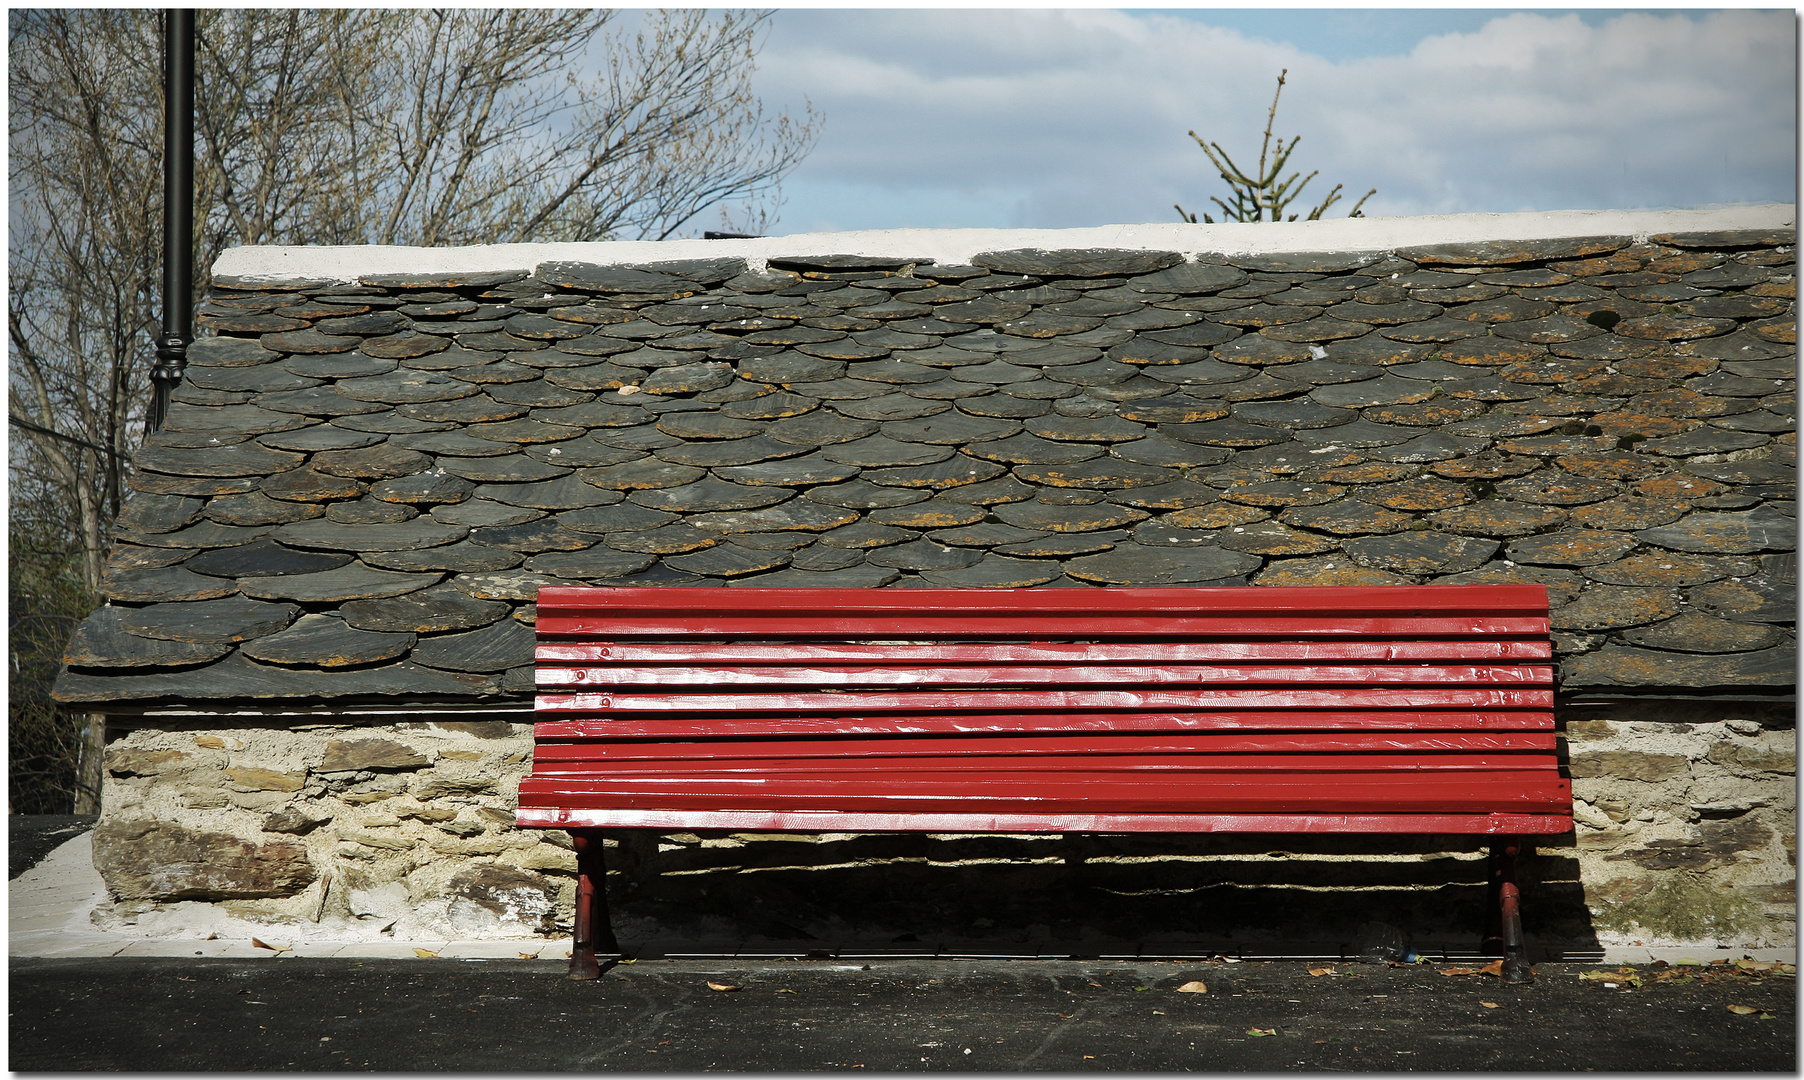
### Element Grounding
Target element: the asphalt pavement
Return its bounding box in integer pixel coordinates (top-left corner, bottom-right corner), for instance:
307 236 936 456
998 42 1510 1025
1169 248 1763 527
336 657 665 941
9 817 1798 1072
10 954 1797 1071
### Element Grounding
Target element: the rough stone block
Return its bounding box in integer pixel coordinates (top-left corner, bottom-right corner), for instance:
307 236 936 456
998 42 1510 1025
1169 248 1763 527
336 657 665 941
93 817 315 900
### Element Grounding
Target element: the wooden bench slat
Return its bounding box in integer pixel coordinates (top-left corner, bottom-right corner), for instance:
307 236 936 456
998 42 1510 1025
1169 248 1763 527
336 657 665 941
518 772 1571 815
538 640 1556 664
533 709 1553 740
538 686 1555 715
532 731 1556 759
530 753 1562 777
540 662 1553 690
537 584 1551 626
542 614 1552 638
517 807 1573 836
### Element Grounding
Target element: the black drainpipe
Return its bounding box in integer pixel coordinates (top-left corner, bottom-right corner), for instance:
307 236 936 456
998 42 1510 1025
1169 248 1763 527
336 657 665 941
148 8 194 434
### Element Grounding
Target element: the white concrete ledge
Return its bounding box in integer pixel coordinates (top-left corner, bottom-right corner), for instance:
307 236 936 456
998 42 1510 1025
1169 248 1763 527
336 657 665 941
213 205 1796 284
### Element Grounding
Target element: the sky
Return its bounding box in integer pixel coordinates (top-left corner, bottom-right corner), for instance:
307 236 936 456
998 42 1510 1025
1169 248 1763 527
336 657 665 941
745 7 1797 236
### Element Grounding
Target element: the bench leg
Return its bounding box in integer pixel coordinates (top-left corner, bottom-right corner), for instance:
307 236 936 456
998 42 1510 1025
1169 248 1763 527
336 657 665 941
568 830 620 980
1482 839 1531 983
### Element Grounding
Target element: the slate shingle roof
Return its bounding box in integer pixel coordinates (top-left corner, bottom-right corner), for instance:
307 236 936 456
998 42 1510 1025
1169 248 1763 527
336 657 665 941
55 230 1798 707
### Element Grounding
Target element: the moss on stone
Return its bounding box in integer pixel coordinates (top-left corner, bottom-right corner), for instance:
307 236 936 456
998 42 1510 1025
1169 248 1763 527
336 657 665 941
1595 873 1761 940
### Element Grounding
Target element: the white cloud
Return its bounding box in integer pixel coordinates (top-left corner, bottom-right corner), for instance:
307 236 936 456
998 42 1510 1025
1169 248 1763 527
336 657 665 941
753 9 1795 233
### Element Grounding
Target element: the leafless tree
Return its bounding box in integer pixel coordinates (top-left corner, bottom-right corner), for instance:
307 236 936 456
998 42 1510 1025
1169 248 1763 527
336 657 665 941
8 8 817 811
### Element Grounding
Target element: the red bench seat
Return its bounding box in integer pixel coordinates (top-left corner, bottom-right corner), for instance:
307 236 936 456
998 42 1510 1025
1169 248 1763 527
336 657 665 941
517 584 1569 979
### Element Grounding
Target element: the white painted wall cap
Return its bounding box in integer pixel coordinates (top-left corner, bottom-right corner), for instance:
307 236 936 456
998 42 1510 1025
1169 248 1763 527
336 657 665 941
214 204 1796 284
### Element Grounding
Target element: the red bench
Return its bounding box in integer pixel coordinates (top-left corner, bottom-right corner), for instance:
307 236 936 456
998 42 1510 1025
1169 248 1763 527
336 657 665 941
517 585 1569 981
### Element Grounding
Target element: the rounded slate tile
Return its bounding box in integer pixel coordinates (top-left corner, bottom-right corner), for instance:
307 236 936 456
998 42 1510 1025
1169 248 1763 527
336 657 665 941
259 328 362 354
1292 420 1422 448
359 331 451 361
275 517 468 553
688 500 862 534
789 546 870 571
802 479 929 510
821 434 955 468
312 445 433 480
394 395 528 425
1253 556 1410 587
114 520 275 550
1566 497 1690 531
62 607 233 669
719 391 820 420
100 565 240 603
1228 400 1356 430
865 538 985 571
257 467 366 504
133 442 306 478
369 470 478 506
437 454 573 485
473 474 620 510
1342 531 1499 573
1307 375 1438 409
204 491 328 527
867 499 988 530
842 457 999 490
579 458 706 490
340 582 510 633
664 544 793 578
1161 419 1292 449
1110 435 1232 469
1636 507 1798 554
714 453 862 487
1506 530 1640 567
1583 551 1757 587
1214 520 1340 556
431 500 547 528
602 522 721 555
409 618 537 674
523 549 661 580
630 476 792 513
728 565 901 588
993 500 1150 533
1350 477 1472 512
555 503 674 534
831 396 957 425
1426 501 1567 538
1617 613 1785 654
657 436 811 468
768 411 883 445
965 432 1103 466
240 614 416 668
121 596 301 643
187 336 282 368
1550 585 1681 632
335 369 482 405
257 426 386 453
364 540 524 573
1064 543 1259 585
919 554 1065 588
1279 501 1413 536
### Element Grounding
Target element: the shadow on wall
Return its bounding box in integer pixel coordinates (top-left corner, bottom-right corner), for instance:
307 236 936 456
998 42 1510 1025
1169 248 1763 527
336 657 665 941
594 832 1596 961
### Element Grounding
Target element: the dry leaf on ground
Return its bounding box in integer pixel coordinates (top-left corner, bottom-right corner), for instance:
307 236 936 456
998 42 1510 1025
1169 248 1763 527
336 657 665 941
1176 981 1208 994
413 948 439 959
1480 1001 1500 1009
1438 966 1481 977
1478 960 1505 977
1245 1028 1278 1037
1306 967 1336 977
1727 1004 1761 1015
250 938 291 953
706 981 742 992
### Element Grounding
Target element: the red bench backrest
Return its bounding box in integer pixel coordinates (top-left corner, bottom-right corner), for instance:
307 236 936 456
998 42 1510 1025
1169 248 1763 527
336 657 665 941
518 585 1569 836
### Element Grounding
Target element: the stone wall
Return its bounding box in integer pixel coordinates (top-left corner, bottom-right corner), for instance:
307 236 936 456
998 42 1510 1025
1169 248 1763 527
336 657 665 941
92 717 571 943
67 209 1795 955
1564 702 1795 950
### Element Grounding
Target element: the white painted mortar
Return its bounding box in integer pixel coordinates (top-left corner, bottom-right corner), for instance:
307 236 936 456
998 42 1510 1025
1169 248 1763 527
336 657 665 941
213 205 1796 284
